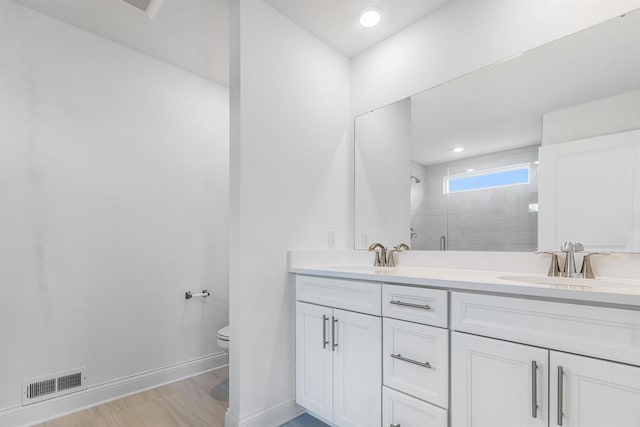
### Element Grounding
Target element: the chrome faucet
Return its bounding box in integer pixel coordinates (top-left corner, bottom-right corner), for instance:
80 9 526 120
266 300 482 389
561 242 584 278
368 243 410 267
386 248 400 267
368 243 387 267
539 243 609 279
387 243 410 267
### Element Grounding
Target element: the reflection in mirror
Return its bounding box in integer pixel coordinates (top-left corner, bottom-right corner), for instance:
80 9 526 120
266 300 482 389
354 99 411 249
411 146 538 251
355 10 640 252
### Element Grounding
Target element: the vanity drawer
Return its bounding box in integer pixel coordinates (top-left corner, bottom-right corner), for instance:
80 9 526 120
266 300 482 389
451 292 640 366
383 285 448 327
383 318 449 408
383 386 448 427
295 275 381 316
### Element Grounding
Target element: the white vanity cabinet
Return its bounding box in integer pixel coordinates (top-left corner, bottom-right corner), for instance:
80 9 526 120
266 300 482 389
549 352 640 427
380 284 451 426
295 302 334 421
452 331 640 427
295 276 382 427
451 332 548 427
294 273 640 427
332 309 382 427
451 292 640 427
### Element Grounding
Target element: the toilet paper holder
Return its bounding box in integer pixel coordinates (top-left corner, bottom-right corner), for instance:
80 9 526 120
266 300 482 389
185 290 210 299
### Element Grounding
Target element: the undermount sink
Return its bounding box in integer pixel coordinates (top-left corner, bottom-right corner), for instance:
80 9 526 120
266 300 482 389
499 275 639 291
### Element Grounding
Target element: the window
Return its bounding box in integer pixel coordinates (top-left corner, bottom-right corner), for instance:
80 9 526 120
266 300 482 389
445 164 531 194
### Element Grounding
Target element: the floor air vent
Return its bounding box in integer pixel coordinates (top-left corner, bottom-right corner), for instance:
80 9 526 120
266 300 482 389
23 368 87 405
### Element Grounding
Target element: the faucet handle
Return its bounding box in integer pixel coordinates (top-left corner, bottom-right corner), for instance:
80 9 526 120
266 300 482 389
574 243 584 252
536 251 561 277
394 243 410 251
580 252 610 279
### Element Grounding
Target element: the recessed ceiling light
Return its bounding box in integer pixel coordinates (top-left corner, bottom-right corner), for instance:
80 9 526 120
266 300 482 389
466 168 475 172
360 10 381 28
453 147 464 153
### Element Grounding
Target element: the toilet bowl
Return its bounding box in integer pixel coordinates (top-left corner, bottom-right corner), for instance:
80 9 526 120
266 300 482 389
217 325 229 351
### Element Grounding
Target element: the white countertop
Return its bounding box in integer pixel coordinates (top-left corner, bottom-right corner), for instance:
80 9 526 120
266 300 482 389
289 264 640 308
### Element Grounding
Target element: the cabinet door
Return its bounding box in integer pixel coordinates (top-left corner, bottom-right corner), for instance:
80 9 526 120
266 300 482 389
333 308 382 427
451 332 548 427
550 351 640 427
295 302 334 423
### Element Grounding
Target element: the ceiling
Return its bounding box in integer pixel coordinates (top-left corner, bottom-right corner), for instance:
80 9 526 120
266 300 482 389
264 0 452 57
410 10 640 166
10 0 229 85
10 0 452 84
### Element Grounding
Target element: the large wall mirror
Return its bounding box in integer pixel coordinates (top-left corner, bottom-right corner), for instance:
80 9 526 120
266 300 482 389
355 10 640 252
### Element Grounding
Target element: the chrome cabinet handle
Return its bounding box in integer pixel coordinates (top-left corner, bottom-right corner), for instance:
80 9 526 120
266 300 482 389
332 317 338 351
390 424 401 427
390 300 432 310
531 361 538 418
322 315 329 349
390 353 432 368
557 366 564 426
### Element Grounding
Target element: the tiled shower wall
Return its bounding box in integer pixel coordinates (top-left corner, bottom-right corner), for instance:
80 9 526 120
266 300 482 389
411 145 539 251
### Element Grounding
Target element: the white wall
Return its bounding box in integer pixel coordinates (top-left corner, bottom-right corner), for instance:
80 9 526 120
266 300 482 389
352 0 640 115
543 89 640 144
354 99 411 249
0 0 229 422
228 0 352 425
11 0 230 85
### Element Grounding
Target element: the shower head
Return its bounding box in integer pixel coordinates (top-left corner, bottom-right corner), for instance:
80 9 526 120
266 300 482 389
410 176 421 184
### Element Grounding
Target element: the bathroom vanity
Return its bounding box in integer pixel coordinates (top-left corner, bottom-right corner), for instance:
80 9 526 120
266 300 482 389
301 8 640 427
290 264 640 427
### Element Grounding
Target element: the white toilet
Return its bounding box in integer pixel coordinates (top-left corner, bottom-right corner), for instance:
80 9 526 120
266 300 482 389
217 325 229 351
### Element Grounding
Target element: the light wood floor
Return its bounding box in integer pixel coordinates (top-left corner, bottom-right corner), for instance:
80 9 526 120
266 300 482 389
32 366 229 427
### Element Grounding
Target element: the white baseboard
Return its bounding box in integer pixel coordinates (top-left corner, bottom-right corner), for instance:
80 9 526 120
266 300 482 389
0 352 228 427
225 398 304 427
225 409 240 427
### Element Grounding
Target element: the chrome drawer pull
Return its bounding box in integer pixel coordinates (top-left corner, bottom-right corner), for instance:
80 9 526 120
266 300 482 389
322 315 329 349
390 424 401 427
390 300 432 310
531 361 538 418
558 366 564 426
390 353 432 368
332 317 338 351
